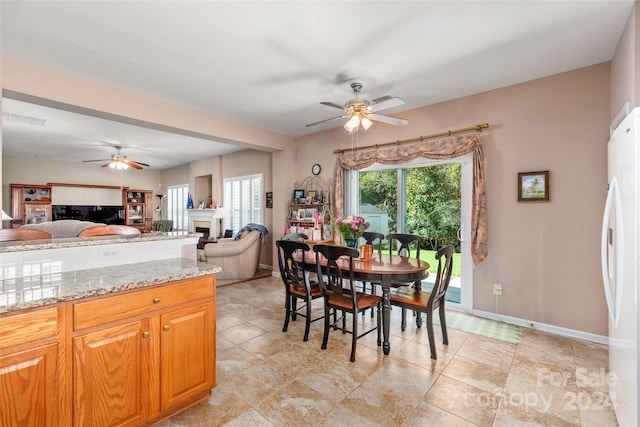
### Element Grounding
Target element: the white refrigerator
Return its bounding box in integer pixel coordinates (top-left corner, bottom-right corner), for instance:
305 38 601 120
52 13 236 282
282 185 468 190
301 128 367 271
602 106 639 426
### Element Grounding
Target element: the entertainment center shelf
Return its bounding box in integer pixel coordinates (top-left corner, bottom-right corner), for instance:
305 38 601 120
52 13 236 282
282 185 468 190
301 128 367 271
9 183 153 232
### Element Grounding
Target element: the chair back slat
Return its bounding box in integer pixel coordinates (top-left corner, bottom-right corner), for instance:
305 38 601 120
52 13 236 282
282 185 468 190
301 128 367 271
280 233 308 242
362 231 384 255
386 233 424 258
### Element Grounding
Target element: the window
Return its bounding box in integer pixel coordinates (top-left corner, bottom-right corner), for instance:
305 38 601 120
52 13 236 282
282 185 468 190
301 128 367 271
223 174 263 233
167 184 189 231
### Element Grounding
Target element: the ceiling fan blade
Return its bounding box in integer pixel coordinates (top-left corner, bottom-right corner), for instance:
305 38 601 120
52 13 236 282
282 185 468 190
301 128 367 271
369 113 408 126
320 101 345 110
369 96 405 112
123 160 143 169
83 159 111 163
129 160 150 167
305 115 347 128
101 162 111 168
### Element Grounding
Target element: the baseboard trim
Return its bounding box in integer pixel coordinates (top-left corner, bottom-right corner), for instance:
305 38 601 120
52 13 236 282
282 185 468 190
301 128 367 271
258 263 272 271
471 309 608 346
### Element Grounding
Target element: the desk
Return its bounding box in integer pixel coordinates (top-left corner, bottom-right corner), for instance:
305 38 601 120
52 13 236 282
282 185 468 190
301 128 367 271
302 252 429 355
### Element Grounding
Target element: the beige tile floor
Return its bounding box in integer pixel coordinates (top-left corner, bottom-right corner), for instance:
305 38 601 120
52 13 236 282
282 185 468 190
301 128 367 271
160 275 618 427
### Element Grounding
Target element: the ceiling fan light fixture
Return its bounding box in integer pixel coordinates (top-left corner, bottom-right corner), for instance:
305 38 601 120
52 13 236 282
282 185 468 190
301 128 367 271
361 117 373 130
109 160 129 170
344 114 360 132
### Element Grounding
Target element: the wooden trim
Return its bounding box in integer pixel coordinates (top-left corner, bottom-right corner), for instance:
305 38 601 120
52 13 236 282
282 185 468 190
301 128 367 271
47 182 129 190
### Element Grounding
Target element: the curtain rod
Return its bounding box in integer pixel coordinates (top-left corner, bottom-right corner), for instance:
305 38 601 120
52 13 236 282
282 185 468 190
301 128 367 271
333 123 489 154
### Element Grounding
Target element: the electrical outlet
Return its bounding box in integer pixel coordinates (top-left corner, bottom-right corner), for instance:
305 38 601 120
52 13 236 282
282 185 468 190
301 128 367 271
493 283 503 295
99 246 121 259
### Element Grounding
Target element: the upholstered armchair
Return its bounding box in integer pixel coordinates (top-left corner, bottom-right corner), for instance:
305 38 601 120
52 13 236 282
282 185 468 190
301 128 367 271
203 230 261 280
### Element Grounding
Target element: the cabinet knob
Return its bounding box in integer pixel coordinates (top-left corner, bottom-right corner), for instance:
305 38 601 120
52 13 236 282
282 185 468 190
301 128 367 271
153 297 161 304
163 325 170 332
142 331 151 338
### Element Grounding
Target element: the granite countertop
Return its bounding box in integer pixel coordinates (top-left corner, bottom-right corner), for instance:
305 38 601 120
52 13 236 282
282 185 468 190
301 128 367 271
0 231 199 253
0 258 221 313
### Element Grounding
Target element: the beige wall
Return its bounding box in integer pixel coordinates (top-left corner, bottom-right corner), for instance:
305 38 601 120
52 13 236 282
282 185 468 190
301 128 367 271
222 150 274 267
297 63 610 336
611 3 638 119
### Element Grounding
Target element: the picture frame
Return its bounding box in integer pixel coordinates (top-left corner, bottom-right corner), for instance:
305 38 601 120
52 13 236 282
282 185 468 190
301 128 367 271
297 208 306 220
293 189 305 201
266 191 273 208
518 171 550 201
305 208 317 219
308 190 317 201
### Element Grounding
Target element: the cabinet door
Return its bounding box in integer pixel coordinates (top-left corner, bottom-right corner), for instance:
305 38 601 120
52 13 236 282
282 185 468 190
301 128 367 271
73 320 153 427
0 343 59 426
160 303 215 411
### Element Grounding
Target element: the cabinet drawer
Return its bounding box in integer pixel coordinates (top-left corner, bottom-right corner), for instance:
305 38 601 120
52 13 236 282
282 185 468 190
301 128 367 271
0 306 58 348
73 276 214 331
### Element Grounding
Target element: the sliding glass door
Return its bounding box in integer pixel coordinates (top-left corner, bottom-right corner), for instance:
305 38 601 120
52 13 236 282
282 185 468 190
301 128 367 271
347 154 473 312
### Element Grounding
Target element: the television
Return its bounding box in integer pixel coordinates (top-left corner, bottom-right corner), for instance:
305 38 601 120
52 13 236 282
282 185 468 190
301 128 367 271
52 205 125 225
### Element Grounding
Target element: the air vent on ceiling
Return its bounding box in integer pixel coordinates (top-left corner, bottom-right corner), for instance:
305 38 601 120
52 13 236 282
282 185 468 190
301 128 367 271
2 112 46 126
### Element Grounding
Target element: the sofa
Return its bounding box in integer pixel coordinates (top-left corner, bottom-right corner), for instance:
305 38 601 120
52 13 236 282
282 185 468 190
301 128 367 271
19 220 105 238
203 230 261 280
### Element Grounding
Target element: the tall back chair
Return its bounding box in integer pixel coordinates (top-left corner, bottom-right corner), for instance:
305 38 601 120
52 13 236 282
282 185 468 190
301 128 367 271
390 245 454 359
313 244 381 362
362 231 385 255
0 229 52 241
386 233 424 258
276 239 323 341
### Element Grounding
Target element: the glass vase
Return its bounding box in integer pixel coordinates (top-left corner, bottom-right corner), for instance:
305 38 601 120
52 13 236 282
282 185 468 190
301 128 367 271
344 238 358 248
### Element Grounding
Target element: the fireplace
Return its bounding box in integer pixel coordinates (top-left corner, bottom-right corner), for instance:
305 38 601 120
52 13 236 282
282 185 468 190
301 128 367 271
195 226 209 239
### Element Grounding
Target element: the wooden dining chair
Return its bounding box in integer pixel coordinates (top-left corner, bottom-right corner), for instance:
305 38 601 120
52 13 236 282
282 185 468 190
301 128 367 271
386 233 425 289
313 244 381 362
362 231 385 255
77 224 141 237
276 239 323 341
360 231 385 317
390 245 454 359
0 229 52 241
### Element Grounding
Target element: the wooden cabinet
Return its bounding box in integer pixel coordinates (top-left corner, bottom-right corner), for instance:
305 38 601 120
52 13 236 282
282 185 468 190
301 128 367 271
0 275 216 427
72 276 215 426
10 184 53 226
0 306 62 426
123 189 153 232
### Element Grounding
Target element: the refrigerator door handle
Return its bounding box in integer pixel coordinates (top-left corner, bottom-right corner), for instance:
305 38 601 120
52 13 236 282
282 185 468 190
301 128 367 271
601 177 624 327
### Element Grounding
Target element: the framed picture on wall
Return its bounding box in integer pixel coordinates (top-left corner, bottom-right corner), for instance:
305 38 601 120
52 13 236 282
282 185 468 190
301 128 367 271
518 171 550 201
266 191 273 208
293 189 305 201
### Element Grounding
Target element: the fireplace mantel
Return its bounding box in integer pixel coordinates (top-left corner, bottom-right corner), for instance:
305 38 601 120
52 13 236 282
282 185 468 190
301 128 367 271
186 209 221 236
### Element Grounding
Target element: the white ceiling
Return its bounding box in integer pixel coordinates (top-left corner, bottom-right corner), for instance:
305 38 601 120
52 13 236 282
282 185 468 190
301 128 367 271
1 0 634 170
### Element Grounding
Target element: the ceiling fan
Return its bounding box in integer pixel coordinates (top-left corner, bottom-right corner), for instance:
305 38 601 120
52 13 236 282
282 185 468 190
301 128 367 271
306 82 408 132
82 146 150 170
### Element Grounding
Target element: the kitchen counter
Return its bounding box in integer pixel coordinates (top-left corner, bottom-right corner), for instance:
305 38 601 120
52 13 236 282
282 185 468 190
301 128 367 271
0 257 221 313
0 230 197 253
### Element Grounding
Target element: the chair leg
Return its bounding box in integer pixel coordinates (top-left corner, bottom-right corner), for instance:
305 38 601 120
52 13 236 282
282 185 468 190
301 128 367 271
303 297 311 342
415 311 423 329
321 305 330 350
342 309 346 333
291 297 298 321
282 293 291 333
376 303 382 346
426 312 437 360
401 307 407 331
439 304 448 345
350 309 358 362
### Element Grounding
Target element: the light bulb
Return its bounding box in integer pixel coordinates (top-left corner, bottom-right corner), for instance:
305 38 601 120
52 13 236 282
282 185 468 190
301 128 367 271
361 117 373 130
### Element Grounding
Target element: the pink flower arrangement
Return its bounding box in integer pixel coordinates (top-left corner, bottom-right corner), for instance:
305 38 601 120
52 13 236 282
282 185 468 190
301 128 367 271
334 215 370 240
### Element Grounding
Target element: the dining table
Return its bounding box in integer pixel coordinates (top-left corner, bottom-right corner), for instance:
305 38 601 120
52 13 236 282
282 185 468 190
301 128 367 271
301 249 430 355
